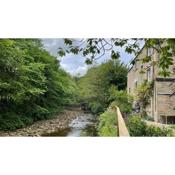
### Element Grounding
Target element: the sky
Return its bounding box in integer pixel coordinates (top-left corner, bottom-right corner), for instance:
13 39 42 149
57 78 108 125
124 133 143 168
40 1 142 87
42 39 134 76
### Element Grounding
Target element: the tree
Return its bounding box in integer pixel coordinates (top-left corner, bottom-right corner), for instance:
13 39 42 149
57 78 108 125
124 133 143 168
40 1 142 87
77 59 128 114
108 86 133 115
0 39 78 130
58 38 175 77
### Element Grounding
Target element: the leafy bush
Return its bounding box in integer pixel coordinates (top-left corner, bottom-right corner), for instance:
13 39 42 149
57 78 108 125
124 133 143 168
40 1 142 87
108 86 133 115
127 115 147 136
0 113 33 131
20 116 33 126
143 115 154 121
88 101 104 114
31 105 50 121
127 115 174 136
145 125 173 136
98 107 118 136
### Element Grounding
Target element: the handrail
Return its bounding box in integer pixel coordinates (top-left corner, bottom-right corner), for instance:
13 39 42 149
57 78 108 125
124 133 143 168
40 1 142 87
113 106 130 137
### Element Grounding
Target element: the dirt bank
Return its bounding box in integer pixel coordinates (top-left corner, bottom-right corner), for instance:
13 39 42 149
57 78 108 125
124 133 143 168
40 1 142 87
0 109 83 136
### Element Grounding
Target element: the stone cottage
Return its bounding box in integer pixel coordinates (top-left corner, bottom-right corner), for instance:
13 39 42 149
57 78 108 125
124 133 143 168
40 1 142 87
127 46 175 124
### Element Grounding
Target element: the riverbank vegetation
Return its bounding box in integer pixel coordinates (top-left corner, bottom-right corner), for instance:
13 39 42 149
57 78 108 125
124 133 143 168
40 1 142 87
97 89 133 136
76 59 134 136
0 39 78 131
127 115 174 136
97 106 118 136
77 60 128 114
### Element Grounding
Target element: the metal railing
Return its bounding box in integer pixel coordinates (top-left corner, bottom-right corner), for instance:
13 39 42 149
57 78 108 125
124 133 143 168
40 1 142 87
113 106 130 137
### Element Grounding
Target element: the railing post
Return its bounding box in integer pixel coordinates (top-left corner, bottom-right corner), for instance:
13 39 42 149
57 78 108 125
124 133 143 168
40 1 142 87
113 106 130 137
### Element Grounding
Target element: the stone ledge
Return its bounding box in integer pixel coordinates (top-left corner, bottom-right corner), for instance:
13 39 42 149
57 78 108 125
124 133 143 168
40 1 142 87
156 77 175 82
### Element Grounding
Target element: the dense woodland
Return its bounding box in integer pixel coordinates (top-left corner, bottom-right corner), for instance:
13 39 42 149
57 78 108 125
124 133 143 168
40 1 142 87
0 39 78 130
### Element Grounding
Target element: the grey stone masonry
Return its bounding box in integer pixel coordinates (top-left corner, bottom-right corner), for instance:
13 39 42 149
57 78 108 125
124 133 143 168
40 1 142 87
127 46 175 124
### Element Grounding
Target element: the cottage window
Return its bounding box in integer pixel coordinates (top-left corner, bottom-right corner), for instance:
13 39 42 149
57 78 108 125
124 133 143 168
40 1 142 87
162 116 175 124
147 48 154 57
147 68 151 81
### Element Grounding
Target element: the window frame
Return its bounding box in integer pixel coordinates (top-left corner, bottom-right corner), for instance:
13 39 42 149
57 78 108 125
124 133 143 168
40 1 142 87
147 47 154 57
147 67 151 81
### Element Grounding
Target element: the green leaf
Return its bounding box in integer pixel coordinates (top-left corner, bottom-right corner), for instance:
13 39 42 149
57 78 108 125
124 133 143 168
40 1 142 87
58 49 66 57
111 50 120 60
64 39 73 45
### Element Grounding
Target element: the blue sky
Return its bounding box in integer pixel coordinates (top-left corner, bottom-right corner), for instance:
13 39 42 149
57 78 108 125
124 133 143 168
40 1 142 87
42 39 134 76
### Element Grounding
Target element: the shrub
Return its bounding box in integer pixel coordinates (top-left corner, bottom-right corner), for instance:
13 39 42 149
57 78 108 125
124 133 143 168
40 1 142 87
127 115 146 136
143 115 154 121
98 107 118 136
108 86 133 115
145 125 173 137
88 101 104 114
0 113 27 131
20 116 33 126
127 115 174 136
31 105 50 121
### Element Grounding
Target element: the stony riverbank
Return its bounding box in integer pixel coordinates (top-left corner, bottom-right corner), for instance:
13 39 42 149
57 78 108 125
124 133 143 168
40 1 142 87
0 109 84 136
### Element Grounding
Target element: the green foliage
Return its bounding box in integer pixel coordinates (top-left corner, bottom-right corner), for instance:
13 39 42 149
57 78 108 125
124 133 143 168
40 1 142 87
142 56 151 63
111 50 120 60
127 116 147 136
98 107 118 136
77 60 128 114
127 115 173 136
59 39 142 65
57 49 66 56
88 101 103 114
108 86 133 115
0 39 78 130
136 81 154 116
0 113 33 131
59 38 175 77
143 115 154 121
145 125 173 137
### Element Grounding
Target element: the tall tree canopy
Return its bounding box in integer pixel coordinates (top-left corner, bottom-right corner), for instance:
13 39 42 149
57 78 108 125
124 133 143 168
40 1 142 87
77 60 128 114
0 39 78 130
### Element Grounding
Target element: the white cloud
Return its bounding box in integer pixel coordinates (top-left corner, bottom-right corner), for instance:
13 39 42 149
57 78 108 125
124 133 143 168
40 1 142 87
42 39 88 76
42 38 134 77
59 54 88 76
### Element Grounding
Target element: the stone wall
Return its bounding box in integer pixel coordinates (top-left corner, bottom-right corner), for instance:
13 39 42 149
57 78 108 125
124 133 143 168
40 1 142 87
127 47 155 96
127 46 175 123
156 80 175 122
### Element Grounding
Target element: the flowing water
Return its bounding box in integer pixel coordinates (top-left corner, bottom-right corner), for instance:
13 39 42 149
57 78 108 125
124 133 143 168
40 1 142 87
43 113 97 136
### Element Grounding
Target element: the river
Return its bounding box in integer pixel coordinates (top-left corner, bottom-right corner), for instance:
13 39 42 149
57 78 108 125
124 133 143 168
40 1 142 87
42 112 98 136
